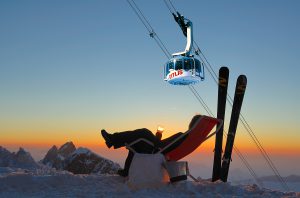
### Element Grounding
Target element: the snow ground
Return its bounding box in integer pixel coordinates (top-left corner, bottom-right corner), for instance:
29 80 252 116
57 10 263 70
0 168 299 198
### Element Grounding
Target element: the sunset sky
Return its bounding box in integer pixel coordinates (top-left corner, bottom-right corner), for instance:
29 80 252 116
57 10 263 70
1 0 299 179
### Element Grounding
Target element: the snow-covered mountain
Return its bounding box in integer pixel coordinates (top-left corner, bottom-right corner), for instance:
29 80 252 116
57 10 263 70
42 141 76 169
64 147 120 174
59 141 77 157
0 146 38 169
41 142 120 174
0 142 120 175
0 146 14 167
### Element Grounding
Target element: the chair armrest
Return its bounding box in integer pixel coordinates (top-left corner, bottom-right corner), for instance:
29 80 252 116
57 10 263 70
125 138 155 153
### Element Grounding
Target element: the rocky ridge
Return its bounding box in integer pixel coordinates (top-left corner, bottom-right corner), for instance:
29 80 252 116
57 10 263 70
41 142 120 174
0 146 38 169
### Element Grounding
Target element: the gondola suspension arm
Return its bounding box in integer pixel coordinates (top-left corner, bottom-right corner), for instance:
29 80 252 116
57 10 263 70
172 12 193 57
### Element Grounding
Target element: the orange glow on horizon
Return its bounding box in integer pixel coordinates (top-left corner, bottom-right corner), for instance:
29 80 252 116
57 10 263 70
0 132 300 154
2 137 299 158
1 122 299 159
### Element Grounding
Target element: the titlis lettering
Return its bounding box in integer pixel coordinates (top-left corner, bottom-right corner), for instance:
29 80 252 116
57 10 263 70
169 70 183 79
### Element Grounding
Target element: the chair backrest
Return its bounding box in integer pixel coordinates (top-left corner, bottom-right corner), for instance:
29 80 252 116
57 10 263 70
164 116 220 161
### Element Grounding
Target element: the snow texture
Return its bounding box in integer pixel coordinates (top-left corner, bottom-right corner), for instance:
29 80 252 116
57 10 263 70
0 168 299 198
1 145 299 197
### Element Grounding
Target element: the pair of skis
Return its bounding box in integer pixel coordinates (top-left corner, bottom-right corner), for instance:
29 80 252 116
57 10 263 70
212 67 247 182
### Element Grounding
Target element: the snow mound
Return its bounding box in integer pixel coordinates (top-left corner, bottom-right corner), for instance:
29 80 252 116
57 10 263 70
0 168 299 198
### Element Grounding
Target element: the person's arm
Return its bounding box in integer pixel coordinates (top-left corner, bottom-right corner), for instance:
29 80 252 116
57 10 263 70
156 126 164 140
156 131 162 140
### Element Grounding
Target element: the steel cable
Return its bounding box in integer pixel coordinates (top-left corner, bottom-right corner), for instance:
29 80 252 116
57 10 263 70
163 0 289 190
126 0 263 188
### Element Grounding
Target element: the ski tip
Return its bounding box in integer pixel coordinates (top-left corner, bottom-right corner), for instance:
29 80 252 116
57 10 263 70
219 67 229 78
236 75 247 94
237 75 247 84
220 66 229 73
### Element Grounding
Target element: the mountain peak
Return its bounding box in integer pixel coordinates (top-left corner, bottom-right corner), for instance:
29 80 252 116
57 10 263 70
42 141 76 169
16 147 27 155
50 145 58 151
0 146 10 153
0 146 38 169
58 141 76 158
42 145 59 167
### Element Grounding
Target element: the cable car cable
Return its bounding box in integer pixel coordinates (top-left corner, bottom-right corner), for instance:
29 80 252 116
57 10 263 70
193 42 289 190
164 0 289 190
230 136 264 187
194 42 289 190
164 0 178 14
189 84 263 187
164 0 288 189
163 0 174 15
125 0 262 188
189 84 263 186
130 0 172 57
126 0 171 58
189 85 214 116
188 85 212 116
126 0 260 185
189 18 285 188
193 42 219 81
127 0 170 58
224 132 264 187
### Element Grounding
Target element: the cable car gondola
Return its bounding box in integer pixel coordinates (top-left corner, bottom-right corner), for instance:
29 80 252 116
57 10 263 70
164 12 204 85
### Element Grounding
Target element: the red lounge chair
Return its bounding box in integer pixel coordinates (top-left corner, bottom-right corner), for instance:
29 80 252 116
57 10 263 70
126 115 223 161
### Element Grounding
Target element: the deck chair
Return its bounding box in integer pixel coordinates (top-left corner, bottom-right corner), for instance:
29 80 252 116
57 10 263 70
125 115 223 182
126 115 223 161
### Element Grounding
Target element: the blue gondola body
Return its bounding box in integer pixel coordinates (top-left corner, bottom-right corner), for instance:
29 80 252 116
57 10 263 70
164 56 204 85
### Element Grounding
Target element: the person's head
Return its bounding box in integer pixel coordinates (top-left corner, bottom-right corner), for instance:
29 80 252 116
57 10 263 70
188 114 202 130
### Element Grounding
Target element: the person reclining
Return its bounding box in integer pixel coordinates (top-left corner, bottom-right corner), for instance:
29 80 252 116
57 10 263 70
101 115 202 177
